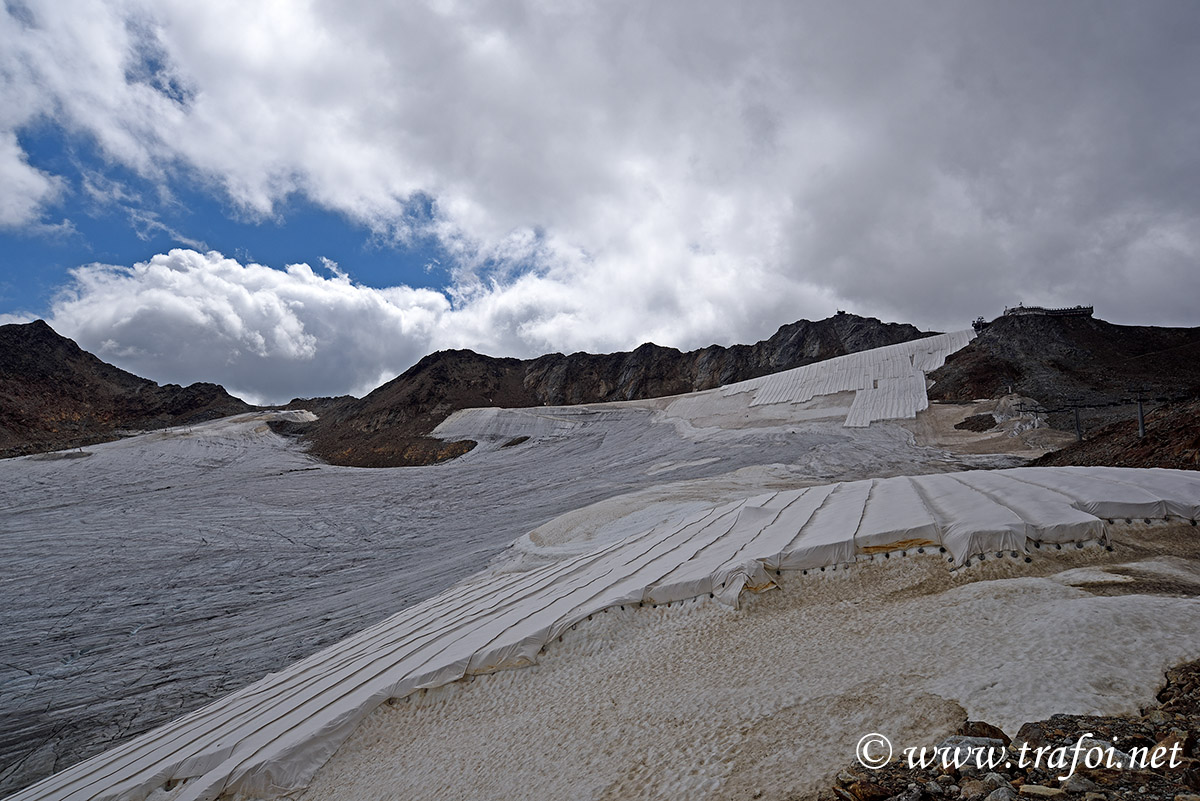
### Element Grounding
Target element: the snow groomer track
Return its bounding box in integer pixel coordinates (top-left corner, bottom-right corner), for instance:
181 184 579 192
13 465 1200 801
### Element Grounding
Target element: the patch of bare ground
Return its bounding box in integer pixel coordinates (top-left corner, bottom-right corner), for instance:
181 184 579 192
902 399 1076 458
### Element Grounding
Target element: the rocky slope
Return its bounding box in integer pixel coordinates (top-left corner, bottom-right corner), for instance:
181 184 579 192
928 314 1200 435
10 311 1200 470
0 320 251 458
1033 398 1200 471
290 313 936 467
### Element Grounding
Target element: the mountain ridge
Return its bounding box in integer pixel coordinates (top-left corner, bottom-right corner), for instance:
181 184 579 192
0 320 251 458
13 311 1200 470
286 313 937 467
0 314 935 464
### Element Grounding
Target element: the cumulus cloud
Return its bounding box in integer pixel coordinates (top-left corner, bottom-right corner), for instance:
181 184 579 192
7 1 1200 399
49 250 449 403
46 246 827 403
0 131 65 228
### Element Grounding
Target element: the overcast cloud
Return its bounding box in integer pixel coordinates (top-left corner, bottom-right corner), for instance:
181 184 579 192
3 0 1199 402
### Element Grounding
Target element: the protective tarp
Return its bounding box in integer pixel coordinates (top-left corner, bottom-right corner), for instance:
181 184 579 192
853 477 941 553
15 466 1200 801
939 470 1105 544
1014 467 1173 521
775 479 872 569
844 373 931 427
720 330 974 427
909 473 1027 563
753 485 839 570
644 504 781 605
1108 467 1200 519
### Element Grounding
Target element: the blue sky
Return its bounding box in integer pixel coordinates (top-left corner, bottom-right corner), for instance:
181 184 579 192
2 1 1199 403
2 124 450 316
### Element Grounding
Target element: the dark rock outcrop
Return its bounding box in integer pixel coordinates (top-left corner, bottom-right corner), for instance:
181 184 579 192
0 320 251 458
928 314 1200 434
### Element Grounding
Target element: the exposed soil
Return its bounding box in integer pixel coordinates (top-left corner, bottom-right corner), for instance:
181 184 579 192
902 399 1077 458
955 414 997 432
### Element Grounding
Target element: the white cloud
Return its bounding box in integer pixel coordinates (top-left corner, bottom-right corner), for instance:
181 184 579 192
7 1 1200 399
0 311 37 325
46 246 829 403
0 131 64 228
49 250 449 403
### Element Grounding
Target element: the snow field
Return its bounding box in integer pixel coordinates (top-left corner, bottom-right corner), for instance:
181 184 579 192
294 527 1200 801
7 408 913 800
14 463 1200 801
13 331 1198 801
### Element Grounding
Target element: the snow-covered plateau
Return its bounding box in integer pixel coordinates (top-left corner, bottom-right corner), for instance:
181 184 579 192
5 332 1200 801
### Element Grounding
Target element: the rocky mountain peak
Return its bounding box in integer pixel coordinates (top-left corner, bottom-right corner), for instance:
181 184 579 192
0 320 251 458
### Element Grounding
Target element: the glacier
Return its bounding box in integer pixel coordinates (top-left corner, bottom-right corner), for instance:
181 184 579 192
6 329 1200 801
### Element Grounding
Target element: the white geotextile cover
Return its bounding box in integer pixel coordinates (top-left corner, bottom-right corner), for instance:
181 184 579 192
720 330 974 427
16 466 1200 801
433 406 591 442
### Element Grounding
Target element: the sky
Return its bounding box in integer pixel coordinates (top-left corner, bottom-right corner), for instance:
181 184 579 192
2 1 1198 404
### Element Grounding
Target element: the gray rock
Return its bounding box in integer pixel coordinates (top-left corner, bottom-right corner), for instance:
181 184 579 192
982 773 1008 792
886 788 923 801
959 778 988 800
1061 774 1099 793
937 735 1009 753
